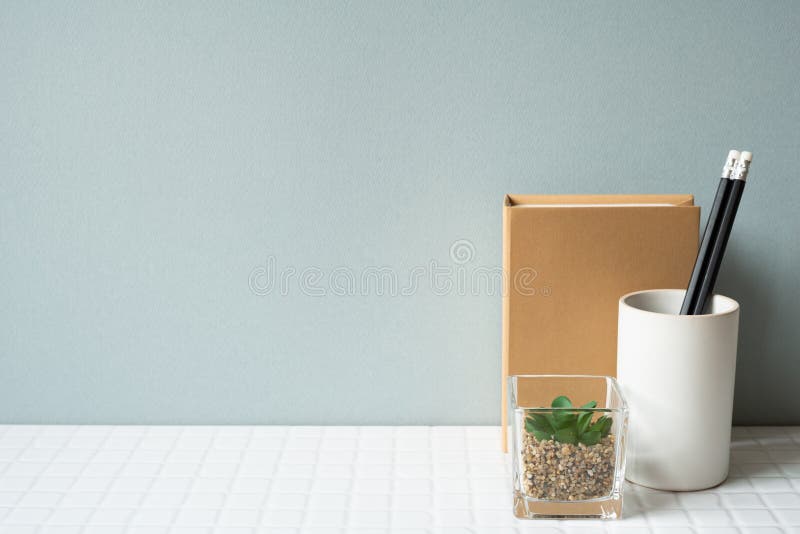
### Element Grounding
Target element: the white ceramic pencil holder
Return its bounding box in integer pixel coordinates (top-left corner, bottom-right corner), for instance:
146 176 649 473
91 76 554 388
617 289 740 491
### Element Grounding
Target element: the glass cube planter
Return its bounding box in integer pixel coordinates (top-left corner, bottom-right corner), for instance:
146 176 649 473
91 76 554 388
509 375 628 519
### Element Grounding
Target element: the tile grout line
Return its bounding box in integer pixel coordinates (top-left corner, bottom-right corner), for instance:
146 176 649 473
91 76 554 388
259 426 290 529
0 425 51 523
299 425 326 531
217 425 256 530
339 426 359 533
158 425 201 532
128 425 185 533
45 425 118 534
86 425 140 533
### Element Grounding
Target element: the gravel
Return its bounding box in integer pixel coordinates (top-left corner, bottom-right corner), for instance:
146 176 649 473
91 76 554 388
521 432 616 501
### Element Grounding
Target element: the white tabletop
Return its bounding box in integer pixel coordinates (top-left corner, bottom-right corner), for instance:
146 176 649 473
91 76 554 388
0 425 797 533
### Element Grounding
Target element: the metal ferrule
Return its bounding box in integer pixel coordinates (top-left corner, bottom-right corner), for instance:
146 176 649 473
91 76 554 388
732 159 751 181
721 155 738 179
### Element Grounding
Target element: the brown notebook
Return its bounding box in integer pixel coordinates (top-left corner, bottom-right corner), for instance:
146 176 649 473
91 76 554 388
501 194 699 450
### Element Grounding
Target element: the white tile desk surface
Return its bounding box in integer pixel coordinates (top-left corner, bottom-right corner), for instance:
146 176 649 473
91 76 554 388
0 426 798 533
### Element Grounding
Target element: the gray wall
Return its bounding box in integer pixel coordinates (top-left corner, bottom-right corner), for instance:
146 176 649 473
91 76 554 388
2 1 798 424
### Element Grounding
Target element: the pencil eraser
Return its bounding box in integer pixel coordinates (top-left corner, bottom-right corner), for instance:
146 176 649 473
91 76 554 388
740 151 753 162
728 149 741 160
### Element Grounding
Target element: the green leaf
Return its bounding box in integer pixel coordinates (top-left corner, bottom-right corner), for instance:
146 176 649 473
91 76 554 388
550 396 576 430
526 413 554 434
588 416 613 437
589 416 608 433
600 417 613 436
580 400 598 409
532 430 553 441
543 414 558 431
551 395 573 408
579 430 601 445
553 428 577 444
525 418 536 434
576 411 592 435
552 412 577 429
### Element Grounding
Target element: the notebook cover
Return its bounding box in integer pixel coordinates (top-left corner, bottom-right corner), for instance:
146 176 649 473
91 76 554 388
501 194 699 450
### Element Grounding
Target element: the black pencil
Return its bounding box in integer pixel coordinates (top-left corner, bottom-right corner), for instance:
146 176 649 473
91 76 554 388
690 151 752 315
680 150 740 315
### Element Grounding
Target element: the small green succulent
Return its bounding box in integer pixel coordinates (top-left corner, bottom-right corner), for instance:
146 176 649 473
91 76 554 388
525 395 613 446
